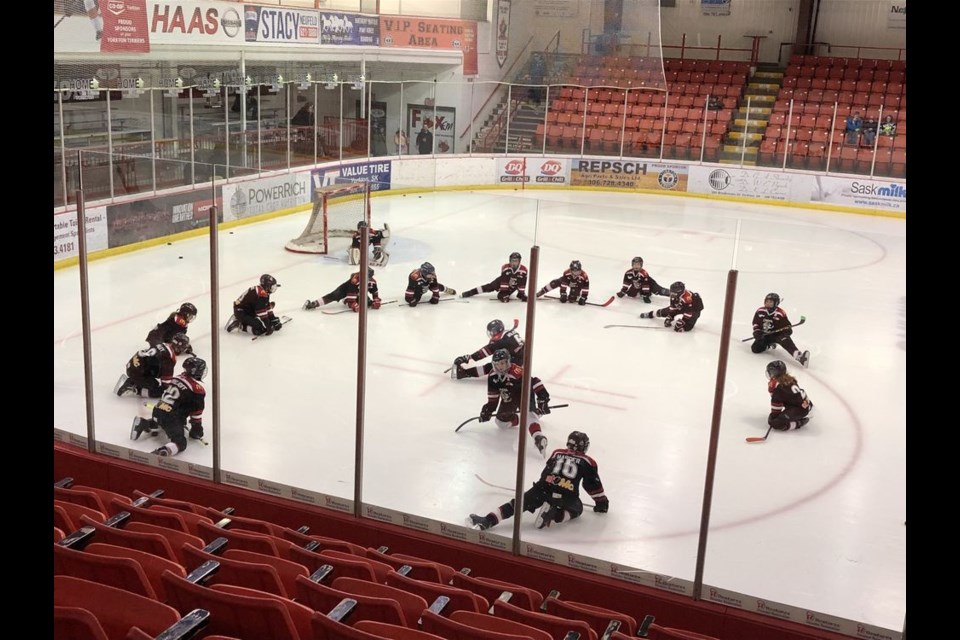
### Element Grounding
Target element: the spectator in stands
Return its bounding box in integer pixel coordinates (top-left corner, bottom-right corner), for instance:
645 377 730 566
879 115 897 137
707 94 722 111
529 53 546 105
844 111 862 146
416 124 433 154
861 116 878 147
394 129 409 154
291 101 314 126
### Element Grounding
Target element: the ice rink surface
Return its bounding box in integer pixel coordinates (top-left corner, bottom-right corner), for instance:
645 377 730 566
53 188 906 631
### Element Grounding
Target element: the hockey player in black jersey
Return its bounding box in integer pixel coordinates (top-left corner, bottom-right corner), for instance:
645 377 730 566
750 293 809 367
145 302 196 349
451 318 525 380
639 281 703 332
114 333 191 398
479 349 551 457
303 267 383 312
225 274 283 336
131 357 207 457
460 251 528 302
616 257 669 303
766 360 814 431
469 430 609 531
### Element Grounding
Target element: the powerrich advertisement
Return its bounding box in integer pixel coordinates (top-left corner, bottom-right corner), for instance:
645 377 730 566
221 173 312 221
570 159 689 191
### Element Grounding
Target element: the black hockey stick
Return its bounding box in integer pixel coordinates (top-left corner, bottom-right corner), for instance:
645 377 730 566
746 425 774 444
444 319 520 373
454 404 569 432
542 294 615 308
603 324 669 329
401 297 468 308
54 13 68 28
474 473 513 492
741 316 806 342
319 300 397 315
251 316 292 340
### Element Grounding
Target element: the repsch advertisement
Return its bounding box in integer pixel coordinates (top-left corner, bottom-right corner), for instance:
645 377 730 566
496 158 569 185
570 159 688 191
106 191 222 247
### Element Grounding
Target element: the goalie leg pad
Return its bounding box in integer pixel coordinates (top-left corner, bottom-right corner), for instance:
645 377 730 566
348 248 361 265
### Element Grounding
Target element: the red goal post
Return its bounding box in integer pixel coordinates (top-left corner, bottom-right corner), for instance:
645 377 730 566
284 181 372 254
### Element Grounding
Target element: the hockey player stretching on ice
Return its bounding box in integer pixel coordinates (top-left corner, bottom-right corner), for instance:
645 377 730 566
226 274 283 336
469 430 608 531
131 357 207 457
640 281 703 332
765 360 814 431
452 319 525 380
303 267 383 312
349 221 390 267
751 293 809 367
405 262 454 306
480 349 552 457
536 260 590 305
146 303 197 350
461 251 528 302
114 333 191 398
617 256 669 303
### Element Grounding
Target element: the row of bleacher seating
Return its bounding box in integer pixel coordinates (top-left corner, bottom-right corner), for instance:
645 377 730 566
758 141 906 177
545 107 732 124
781 78 905 94
534 127 725 158
787 54 906 69
784 65 906 82
54 477 719 640
555 85 741 102
774 93 905 112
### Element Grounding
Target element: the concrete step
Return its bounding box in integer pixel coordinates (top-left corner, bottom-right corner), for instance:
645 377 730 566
753 71 783 81
744 94 776 103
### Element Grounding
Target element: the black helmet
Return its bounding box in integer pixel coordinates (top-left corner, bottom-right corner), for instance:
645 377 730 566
170 333 191 355
766 360 787 380
509 252 522 264
764 293 781 308
487 319 505 338
178 303 197 322
367 267 375 279
569 260 582 272
260 274 279 293
669 281 685 295
567 431 590 453
492 348 511 374
183 356 207 381
420 262 435 275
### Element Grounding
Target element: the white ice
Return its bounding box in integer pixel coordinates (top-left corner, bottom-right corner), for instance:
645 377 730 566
53 188 906 632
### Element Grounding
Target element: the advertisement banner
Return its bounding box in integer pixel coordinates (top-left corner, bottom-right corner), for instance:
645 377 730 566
570 159 689 191
408 105 456 155
101 0 151 53
106 191 222 248
887 3 906 29
534 0 578 17
380 16 477 75
321 12 380 46
701 0 732 16
311 161 393 193
688 166 814 203
243 5 319 44
496 0 510 68
221 173 312 221
148 1 244 45
54 206 109 262
496 157 570 185
810 176 906 213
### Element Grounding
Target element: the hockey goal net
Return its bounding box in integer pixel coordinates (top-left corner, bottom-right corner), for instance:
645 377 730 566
285 181 372 254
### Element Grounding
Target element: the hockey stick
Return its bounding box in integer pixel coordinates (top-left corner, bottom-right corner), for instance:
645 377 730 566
746 425 774 444
401 297 468 308
444 319 521 373
54 13 67 28
474 473 513 492
454 404 569 432
319 300 397 315
740 316 806 342
603 324 669 329
542 294 615 308
251 316 292 340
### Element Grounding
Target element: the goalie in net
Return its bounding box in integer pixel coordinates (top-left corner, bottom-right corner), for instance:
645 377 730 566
285 182 388 260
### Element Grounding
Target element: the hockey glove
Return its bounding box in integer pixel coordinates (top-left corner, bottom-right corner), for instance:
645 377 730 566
303 299 319 310
559 293 568 303
479 404 494 422
536 396 551 415
429 296 440 305
270 316 283 331
593 498 609 513
578 297 586 306
663 317 673 328
408 297 418 307
753 330 764 341
674 320 685 332
349 301 360 312
617 291 625 298
639 311 654 319
498 294 510 303
372 298 382 310
517 291 528 302
454 355 470 366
